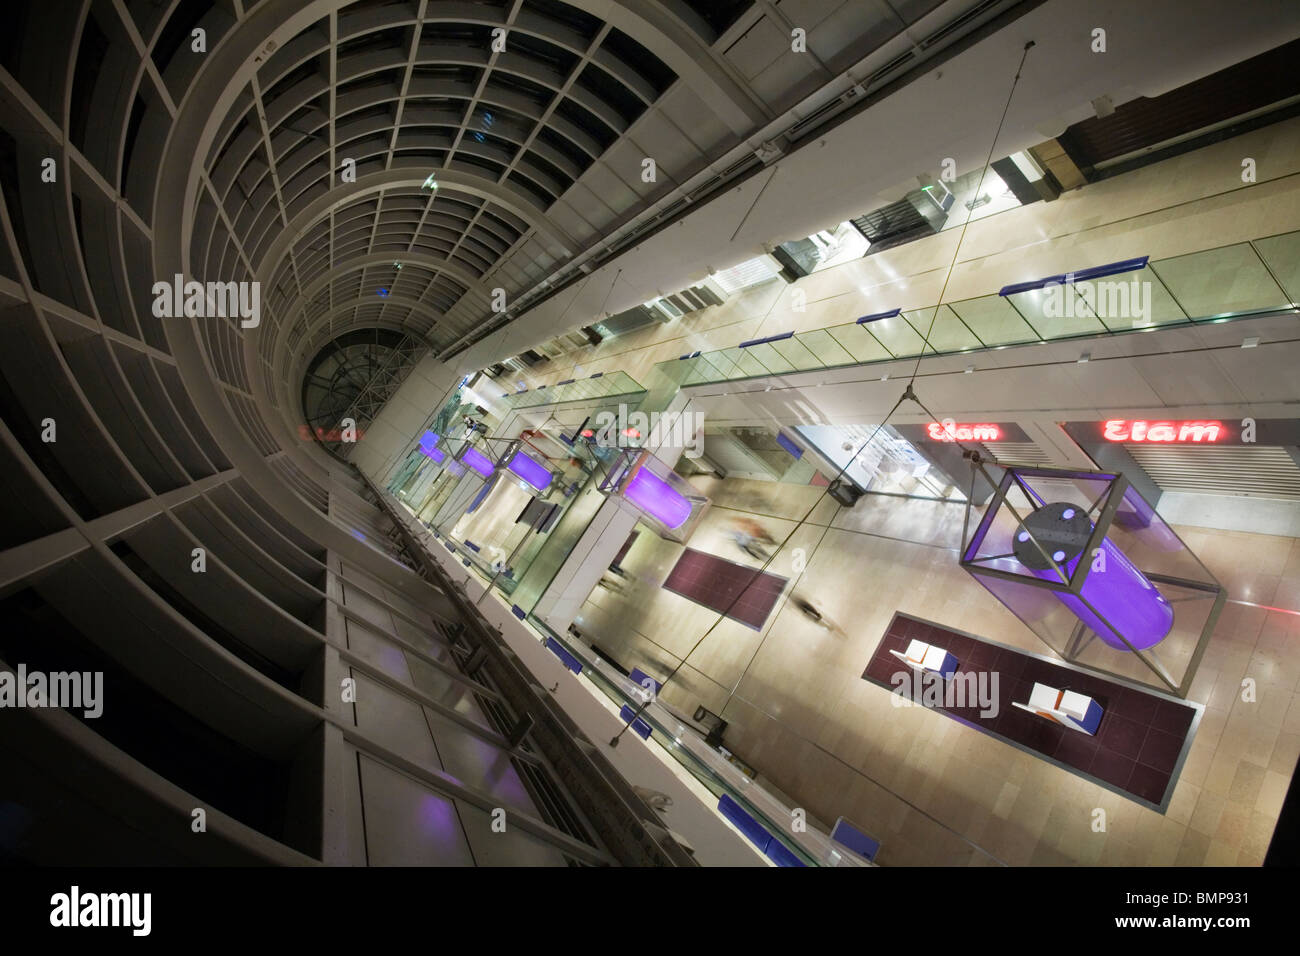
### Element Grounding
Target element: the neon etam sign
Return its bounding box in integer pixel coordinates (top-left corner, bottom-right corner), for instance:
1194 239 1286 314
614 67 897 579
927 422 1001 441
1103 420 1224 442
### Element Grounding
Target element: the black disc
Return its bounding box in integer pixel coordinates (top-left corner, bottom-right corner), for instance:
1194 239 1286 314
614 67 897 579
1012 501 1092 570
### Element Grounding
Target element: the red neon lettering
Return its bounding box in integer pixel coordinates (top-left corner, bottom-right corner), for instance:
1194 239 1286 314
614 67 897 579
1102 420 1224 443
1178 422 1220 442
926 422 1001 442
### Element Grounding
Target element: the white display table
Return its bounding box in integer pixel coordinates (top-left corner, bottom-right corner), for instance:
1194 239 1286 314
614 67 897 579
1012 681 1104 734
888 639 958 679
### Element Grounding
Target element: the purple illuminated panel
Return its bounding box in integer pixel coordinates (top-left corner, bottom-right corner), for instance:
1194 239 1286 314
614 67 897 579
419 444 445 463
507 450 553 491
460 446 495 478
624 467 691 530
1015 504 1172 651
420 430 440 448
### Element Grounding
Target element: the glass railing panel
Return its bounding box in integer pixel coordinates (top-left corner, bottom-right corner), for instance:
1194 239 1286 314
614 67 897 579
1101 267 1188 329
700 349 743 380
656 359 692 388
826 323 895 362
723 346 772 379
769 334 825 371
1149 242 1289 318
904 304 983 353
681 353 728 385
861 311 927 356
1250 230 1300 304
1005 286 1108 338
948 293 1041 346
798 327 856 367
566 378 599 400
742 341 795 373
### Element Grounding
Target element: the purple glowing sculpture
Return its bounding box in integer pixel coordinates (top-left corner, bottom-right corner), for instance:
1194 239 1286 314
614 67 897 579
1012 503 1172 651
460 445 495 478
624 466 691 530
506 450 554 492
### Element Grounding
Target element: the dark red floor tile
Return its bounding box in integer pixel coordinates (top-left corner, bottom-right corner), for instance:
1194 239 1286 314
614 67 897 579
992 647 1028 678
965 639 1000 668
1112 687 1159 724
1152 699 1195 736
1127 762 1172 804
1089 749 1137 789
1137 727 1184 773
1054 728 1100 767
1098 713 1147 754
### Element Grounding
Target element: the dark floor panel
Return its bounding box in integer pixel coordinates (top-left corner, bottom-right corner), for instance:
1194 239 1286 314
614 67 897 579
861 613 1200 810
661 548 788 631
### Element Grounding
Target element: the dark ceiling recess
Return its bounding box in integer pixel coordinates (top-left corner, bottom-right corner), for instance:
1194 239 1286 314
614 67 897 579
682 0 755 40
300 328 425 457
1058 38 1300 176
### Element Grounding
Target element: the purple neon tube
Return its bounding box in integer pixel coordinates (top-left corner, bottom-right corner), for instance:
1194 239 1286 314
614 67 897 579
1014 504 1172 651
460 446 495 478
623 467 691 530
507 450 553 491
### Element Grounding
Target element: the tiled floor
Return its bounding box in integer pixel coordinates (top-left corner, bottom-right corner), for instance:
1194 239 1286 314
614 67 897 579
573 476 1300 865
863 613 1199 808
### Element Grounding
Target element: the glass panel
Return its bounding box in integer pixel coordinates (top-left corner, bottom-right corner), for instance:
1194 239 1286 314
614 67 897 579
769 335 824 371
742 341 794 373
948 294 1039 346
903 305 982 353
1150 242 1288 318
797 327 856 367
1005 286 1107 338
682 352 730 385
703 348 743 379
723 346 772 379
1108 268 1188 329
861 312 926 356
1251 231 1300 304
826 323 895 362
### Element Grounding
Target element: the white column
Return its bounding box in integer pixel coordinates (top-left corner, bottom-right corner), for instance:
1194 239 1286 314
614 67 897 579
532 495 641 633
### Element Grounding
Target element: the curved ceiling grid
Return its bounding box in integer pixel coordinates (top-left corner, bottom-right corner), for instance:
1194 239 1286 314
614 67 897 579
198 0 686 404
3 0 955 500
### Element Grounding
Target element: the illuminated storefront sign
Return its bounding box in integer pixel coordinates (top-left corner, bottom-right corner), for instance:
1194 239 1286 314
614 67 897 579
926 422 1002 442
1102 420 1224 443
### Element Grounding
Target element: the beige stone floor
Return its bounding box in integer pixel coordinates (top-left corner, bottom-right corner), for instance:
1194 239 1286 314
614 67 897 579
572 477 1300 865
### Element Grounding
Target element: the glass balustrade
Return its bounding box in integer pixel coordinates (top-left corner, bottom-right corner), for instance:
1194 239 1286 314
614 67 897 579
654 229 1299 387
